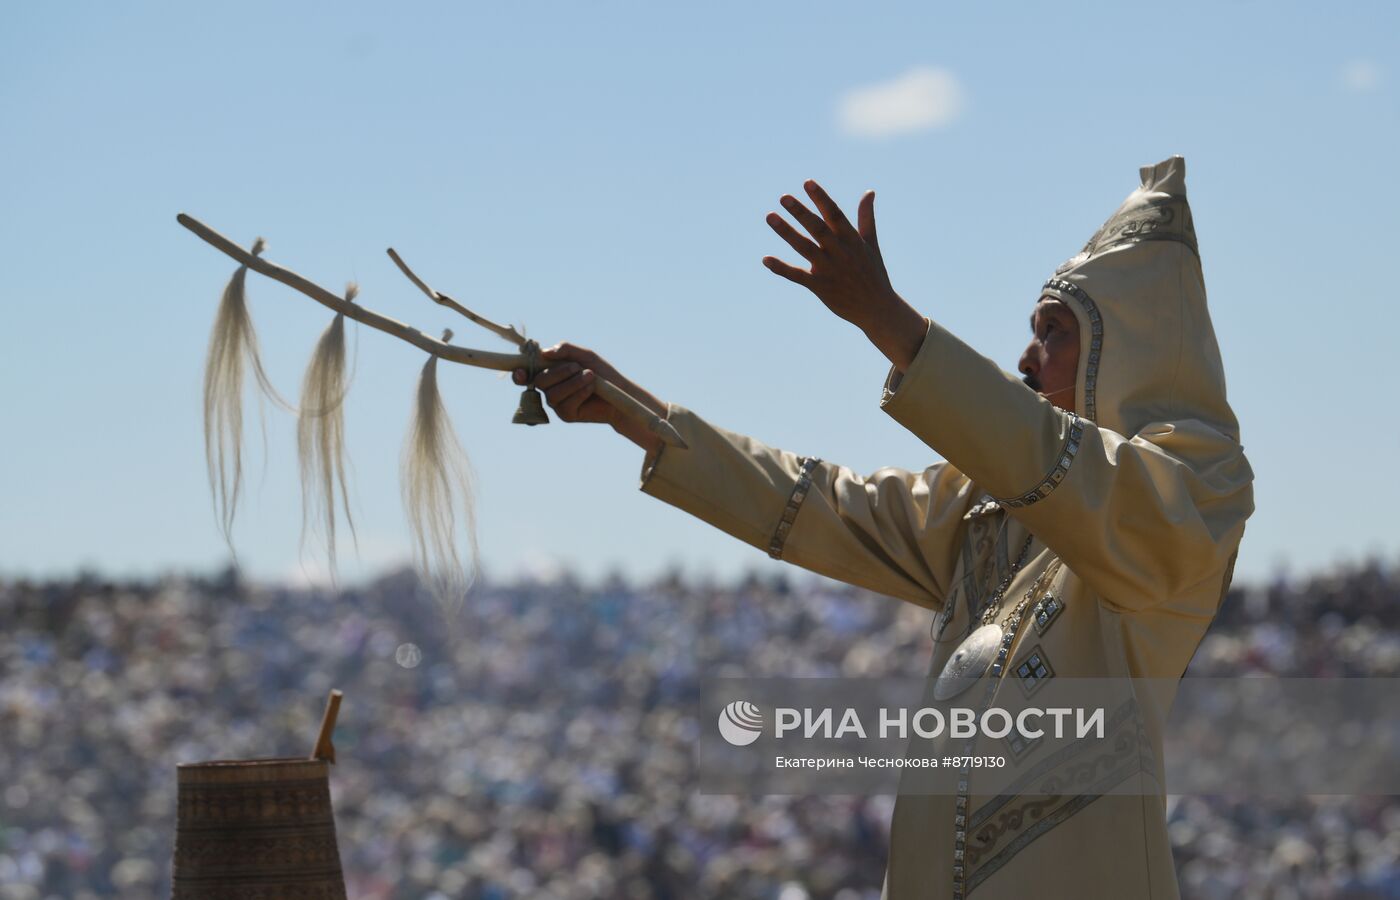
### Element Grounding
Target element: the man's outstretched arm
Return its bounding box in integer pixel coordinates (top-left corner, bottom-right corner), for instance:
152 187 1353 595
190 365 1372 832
877 319 1253 612
513 345 974 609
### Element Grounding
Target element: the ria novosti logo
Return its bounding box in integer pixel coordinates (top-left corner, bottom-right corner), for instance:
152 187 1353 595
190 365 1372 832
717 701 764 746
715 701 1107 746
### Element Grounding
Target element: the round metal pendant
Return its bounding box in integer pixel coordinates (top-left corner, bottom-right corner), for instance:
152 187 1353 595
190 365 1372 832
934 623 1004 701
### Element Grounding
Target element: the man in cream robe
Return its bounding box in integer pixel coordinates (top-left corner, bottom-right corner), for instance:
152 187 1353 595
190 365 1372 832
518 156 1254 899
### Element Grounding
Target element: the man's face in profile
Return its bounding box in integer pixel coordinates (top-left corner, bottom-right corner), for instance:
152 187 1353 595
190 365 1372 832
1019 296 1080 414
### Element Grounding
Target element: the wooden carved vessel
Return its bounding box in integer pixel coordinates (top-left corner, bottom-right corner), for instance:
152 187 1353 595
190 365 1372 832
172 757 347 900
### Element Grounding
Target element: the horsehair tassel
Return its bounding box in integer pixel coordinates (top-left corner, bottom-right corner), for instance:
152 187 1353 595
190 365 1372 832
202 237 297 547
402 329 480 616
296 284 360 579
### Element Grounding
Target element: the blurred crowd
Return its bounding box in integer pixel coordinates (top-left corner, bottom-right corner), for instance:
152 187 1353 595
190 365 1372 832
1 558 1397 899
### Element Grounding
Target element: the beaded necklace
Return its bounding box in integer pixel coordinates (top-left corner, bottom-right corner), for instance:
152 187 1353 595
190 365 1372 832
933 531 1049 701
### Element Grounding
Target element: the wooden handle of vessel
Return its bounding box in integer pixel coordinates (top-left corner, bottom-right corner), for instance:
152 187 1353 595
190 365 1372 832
310 689 343 764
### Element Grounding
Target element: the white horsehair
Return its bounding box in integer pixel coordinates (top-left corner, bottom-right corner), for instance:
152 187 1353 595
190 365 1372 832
402 334 479 615
202 238 295 548
296 287 359 579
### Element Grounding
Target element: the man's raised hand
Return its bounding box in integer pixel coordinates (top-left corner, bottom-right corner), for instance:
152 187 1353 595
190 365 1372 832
762 181 893 327
763 180 925 372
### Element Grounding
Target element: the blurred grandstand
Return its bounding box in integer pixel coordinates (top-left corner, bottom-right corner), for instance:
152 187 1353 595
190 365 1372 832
1 559 1397 899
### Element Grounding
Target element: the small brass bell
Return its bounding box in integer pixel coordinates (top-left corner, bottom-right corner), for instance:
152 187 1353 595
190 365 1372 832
512 386 549 426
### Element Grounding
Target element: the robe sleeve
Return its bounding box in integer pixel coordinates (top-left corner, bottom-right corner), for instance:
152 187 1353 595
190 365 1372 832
638 404 976 610
880 317 1253 613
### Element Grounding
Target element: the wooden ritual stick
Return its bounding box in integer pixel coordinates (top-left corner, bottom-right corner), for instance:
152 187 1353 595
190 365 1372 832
385 247 688 448
178 214 686 448
310 689 343 764
386 248 526 347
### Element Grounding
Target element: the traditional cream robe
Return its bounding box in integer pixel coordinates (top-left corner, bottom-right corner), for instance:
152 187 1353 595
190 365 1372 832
638 156 1254 899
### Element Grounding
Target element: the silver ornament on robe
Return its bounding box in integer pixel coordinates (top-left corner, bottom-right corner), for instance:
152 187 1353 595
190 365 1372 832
934 623 1004 701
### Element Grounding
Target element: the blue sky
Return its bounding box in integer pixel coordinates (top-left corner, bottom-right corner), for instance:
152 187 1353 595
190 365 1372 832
2 1 1396 588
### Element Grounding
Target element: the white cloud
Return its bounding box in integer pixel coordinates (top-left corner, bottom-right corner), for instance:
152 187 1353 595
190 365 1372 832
1341 59 1382 92
837 66 966 139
